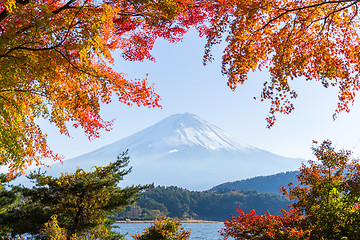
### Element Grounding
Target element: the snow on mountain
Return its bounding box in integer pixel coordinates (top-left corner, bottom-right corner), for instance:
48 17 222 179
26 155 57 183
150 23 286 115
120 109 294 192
13 113 304 190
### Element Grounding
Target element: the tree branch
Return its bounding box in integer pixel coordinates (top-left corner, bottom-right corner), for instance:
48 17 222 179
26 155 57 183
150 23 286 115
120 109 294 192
52 0 77 15
0 88 47 98
54 48 102 78
261 0 360 30
0 4 83 58
0 0 30 23
0 0 77 24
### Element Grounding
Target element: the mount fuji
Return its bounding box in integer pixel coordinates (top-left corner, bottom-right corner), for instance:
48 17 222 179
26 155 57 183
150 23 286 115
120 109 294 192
16 113 304 190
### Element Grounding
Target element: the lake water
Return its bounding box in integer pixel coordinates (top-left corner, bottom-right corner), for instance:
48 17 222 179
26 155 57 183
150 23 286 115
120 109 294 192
114 222 230 239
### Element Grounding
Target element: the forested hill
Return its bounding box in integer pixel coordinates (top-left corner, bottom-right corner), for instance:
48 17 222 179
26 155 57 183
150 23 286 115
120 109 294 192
209 171 300 194
112 186 292 221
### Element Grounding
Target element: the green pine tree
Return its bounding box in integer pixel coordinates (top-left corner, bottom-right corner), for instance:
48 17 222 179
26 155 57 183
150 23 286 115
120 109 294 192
1 151 150 239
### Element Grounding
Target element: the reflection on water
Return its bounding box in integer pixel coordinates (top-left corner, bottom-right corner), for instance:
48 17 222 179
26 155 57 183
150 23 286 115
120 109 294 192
114 222 231 240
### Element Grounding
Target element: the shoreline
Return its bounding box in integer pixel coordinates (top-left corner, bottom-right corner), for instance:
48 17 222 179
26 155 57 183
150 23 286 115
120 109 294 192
116 219 221 223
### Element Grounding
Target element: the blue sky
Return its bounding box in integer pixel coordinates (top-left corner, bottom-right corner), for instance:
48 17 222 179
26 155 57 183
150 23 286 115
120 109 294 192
41 29 360 164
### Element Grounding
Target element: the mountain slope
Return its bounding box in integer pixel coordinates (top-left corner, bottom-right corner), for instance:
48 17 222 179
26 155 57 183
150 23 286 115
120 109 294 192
114 186 292 221
16 113 304 190
209 171 300 194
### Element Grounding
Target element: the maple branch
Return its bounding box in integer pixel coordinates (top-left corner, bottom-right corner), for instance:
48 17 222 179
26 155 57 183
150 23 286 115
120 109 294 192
54 48 102 79
261 0 360 30
51 3 103 79
309 0 359 43
0 0 80 24
0 3 83 58
351 2 359 21
0 39 64 58
0 88 47 98
309 2 343 38
47 0 58 7
0 2 101 81
0 0 30 23
118 11 145 17
52 0 77 15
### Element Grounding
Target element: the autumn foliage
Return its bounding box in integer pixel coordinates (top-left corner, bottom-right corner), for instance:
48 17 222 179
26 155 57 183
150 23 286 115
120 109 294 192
221 207 307 239
0 0 214 175
221 140 360 239
202 0 360 127
3 0 360 174
132 217 190 240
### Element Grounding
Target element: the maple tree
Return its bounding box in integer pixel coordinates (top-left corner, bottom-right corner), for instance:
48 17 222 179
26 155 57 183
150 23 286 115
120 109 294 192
0 0 216 175
201 0 360 127
3 0 360 174
221 140 360 239
221 207 307 240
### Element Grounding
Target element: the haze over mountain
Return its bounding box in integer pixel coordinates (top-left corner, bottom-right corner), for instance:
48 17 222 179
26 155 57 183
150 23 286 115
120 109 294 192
15 113 304 190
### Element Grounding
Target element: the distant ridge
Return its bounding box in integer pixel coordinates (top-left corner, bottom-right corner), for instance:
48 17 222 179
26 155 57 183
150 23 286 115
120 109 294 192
14 113 304 190
209 171 300 194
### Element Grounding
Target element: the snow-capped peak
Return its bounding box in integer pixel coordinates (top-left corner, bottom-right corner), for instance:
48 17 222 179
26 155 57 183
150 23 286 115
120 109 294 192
108 113 253 154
